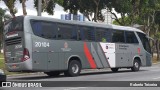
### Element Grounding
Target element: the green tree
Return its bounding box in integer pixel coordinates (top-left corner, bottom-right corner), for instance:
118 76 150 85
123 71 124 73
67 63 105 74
2 0 28 16
0 8 11 47
154 32 160 61
34 0 57 15
112 0 160 61
153 10 160 61
19 0 27 15
56 0 108 22
2 0 17 17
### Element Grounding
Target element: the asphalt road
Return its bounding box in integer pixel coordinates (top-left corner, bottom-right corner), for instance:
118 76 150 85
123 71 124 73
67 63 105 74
1 63 160 90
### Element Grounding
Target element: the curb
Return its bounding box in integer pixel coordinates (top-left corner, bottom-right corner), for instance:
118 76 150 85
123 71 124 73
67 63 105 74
153 62 160 65
7 72 44 77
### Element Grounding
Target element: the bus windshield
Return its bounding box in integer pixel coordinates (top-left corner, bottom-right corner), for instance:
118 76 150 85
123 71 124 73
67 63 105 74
137 32 151 54
4 16 23 34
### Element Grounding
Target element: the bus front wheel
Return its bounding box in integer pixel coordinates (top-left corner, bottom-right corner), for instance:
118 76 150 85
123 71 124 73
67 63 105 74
64 60 81 77
131 59 140 71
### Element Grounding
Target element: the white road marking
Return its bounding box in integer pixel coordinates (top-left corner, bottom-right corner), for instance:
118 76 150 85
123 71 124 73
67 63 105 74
153 77 160 80
64 87 87 90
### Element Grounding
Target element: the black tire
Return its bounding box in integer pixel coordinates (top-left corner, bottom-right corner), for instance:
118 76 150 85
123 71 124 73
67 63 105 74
131 59 140 72
64 60 81 77
111 68 119 72
45 71 61 77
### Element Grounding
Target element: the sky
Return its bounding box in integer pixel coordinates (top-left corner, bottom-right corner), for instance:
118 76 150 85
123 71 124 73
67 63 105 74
0 0 68 19
0 0 120 20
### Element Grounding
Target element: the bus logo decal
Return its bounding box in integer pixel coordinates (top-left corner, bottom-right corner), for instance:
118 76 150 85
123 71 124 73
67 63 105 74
61 42 71 51
6 33 18 38
64 42 68 48
137 48 141 55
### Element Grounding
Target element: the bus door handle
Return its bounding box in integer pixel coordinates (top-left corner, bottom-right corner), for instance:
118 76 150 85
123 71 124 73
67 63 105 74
49 51 54 52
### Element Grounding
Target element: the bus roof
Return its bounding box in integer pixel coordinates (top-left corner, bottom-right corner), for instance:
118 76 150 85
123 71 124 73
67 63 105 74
24 15 144 34
111 24 144 33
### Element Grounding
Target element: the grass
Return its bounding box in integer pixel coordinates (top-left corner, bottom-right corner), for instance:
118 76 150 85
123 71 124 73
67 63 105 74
0 53 5 69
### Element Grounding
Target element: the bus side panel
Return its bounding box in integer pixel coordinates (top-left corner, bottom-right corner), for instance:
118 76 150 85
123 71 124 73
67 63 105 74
77 41 92 69
91 43 103 68
32 53 48 71
55 41 91 70
48 53 59 71
98 43 110 68
134 33 147 67
115 43 147 68
31 35 49 71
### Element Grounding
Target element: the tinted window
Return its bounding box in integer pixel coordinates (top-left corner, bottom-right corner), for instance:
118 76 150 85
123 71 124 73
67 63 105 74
125 31 138 43
58 24 77 40
96 28 111 42
4 16 23 34
79 26 95 41
112 30 125 43
137 32 151 53
31 21 57 39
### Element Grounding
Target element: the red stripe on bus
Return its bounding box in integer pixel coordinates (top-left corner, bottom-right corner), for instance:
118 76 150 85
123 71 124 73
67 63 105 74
84 42 96 69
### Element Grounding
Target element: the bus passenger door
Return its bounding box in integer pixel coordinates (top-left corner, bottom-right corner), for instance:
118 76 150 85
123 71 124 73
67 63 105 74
116 44 128 67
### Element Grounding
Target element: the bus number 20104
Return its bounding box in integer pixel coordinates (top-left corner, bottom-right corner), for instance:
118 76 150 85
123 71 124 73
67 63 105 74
35 42 50 47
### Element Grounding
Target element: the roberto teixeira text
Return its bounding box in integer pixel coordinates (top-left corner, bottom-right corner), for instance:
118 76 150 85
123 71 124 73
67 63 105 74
2 82 42 87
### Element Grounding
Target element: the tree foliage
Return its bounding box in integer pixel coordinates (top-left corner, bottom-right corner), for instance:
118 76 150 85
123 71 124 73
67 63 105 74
2 0 17 17
19 0 27 15
56 0 108 22
34 0 57 15
0 8 12 46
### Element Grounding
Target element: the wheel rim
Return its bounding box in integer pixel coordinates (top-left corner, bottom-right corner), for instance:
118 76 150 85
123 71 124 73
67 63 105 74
134 62 139 69
72 64 79 74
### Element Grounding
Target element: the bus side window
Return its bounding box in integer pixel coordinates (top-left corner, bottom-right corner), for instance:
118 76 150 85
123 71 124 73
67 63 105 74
41 22 57 39
137 32 151 53
125 31 138 44
31 21 42 37
31 21 57 39
96 28 111 42
58 24 77 40
112 30 125 43
79 26 95 41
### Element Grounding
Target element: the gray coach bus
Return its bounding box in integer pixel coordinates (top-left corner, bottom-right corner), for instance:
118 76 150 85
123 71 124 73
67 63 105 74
3 16 152 77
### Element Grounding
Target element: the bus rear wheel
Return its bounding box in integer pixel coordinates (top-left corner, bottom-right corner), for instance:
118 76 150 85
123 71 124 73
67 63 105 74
131 59 140 71
111 68 119 72
45 71 61 77
64 60 81 77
